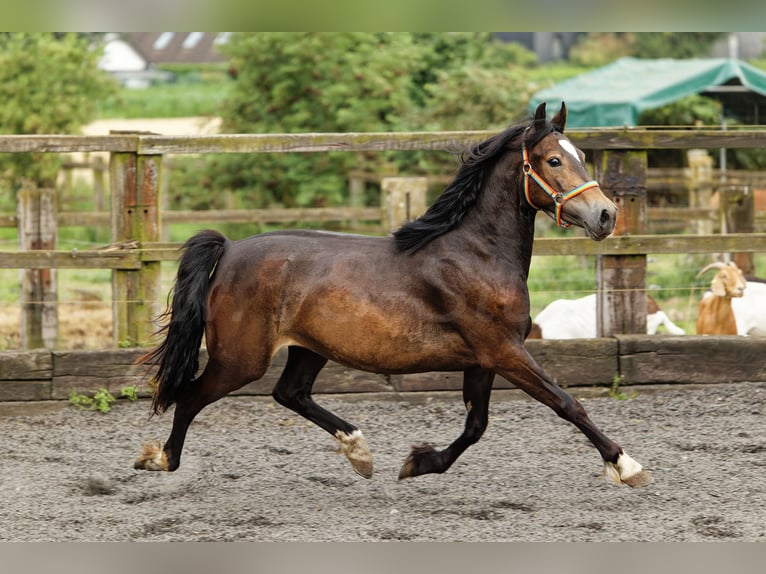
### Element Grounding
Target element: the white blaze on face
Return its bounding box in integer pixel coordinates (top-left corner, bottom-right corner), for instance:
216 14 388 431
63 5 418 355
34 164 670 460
559 139 582 165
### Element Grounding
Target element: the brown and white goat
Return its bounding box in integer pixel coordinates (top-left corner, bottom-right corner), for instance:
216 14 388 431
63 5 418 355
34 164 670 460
695 261 747 335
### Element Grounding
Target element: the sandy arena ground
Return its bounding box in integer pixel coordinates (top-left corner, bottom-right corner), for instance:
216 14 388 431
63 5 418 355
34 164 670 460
0 379 764 542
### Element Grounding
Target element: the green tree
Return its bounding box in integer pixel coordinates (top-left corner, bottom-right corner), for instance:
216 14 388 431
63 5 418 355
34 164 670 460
189 32 537 212
393 35 536 184
223 33 421 135
405 33 536 131
638 94 723 167
630 33 725 59
0 33 117 191
568 33 634 67
215 33 425 208
570 32 726 66
638 94 722 126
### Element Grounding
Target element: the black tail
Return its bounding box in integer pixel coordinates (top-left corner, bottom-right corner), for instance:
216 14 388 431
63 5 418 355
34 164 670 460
140 229 229 414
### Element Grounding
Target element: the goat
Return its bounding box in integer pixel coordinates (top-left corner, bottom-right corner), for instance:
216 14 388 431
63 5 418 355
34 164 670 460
732 277 766 336
695 261 746 335
528 293 685 339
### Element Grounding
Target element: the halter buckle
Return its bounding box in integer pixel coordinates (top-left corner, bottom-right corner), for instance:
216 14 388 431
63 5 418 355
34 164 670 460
523 162 532 175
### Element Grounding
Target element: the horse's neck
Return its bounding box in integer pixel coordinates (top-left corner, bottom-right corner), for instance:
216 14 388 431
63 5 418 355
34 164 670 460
459 180 536 274
508 213 536 277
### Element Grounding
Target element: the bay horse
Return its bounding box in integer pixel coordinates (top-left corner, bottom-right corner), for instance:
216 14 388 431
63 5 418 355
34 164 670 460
134 102 652 488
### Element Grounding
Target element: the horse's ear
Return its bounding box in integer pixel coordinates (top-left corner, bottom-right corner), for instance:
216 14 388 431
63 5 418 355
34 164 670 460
533 102 547 130
551 102 567 133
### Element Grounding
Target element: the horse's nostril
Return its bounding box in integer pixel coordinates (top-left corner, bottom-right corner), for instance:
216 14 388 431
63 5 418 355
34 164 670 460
599 209 613 228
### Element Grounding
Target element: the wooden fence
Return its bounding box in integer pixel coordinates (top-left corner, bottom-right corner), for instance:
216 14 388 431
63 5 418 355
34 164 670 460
2 127 766 350
3 335 766 401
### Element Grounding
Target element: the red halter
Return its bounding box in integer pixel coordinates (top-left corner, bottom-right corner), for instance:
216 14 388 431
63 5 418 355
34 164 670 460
521 141 600 228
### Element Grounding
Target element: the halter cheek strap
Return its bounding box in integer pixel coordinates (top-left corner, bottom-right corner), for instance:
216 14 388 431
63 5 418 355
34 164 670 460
522 142 599 228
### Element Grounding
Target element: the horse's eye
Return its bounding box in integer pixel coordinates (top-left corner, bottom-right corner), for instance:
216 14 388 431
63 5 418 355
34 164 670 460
547 157 562 168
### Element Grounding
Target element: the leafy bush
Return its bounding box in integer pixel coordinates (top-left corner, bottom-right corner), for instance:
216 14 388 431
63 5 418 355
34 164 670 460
0 33 117 190
190 32 538 211
69 385 138 413
639 95 766 170
569 32 726 66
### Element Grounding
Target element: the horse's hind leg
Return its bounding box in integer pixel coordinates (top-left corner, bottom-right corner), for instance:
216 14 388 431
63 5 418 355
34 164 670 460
399 367 494 479
135 359 261 472
271 346 373 478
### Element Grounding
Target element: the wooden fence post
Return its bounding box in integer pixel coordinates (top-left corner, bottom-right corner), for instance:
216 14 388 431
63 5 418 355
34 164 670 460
594 150 648 337
17 186 58 348
381 177 428 233
719 185 755 276
92 155 106 212
109 132 163 347
347 174 364 229
687 149 714 235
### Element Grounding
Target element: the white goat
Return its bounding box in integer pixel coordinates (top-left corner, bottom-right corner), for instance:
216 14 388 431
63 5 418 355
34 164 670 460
732 279 766 336
529 293 685 339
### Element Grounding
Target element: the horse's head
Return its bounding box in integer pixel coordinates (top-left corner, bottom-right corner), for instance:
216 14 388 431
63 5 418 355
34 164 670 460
522 102 617 241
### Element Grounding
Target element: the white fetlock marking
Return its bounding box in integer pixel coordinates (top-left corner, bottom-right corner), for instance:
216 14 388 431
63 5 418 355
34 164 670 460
134 440 168 471
603 459 622 484
149 450 166 470
334 429 373 478
603 451 649 486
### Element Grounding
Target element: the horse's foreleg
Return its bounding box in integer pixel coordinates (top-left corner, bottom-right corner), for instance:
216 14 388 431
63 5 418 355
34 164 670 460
399 367 494 479
498 349 652 487
134 360 258 472
271 346 373 478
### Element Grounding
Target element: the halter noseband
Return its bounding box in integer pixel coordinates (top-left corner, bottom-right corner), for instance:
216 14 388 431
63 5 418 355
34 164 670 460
521 137 599 228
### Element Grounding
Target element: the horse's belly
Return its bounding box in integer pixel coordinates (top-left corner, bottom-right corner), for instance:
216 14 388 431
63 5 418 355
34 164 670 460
315 338 476 375
289 299 476 374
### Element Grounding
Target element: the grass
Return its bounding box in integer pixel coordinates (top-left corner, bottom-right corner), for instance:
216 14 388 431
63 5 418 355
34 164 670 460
96 75 232 119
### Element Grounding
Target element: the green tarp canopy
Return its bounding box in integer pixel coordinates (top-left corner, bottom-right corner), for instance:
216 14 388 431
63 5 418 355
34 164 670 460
529 57 766 127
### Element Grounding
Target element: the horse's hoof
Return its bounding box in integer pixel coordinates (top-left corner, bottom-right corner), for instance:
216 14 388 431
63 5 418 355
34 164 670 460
398 458 416 480
622 469 653 488
398 444 437 480
133 440 169 471
603 451 652 487
335 429 373 479
351 460 374 479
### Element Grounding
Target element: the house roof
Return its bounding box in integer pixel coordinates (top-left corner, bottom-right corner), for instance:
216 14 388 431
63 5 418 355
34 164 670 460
125 32 230 65
529 57 766 127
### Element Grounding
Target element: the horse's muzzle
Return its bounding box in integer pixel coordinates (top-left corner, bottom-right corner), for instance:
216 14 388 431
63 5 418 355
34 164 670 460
584 204 617 241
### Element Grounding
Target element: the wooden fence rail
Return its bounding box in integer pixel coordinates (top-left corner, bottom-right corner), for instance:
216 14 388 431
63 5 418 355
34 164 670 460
3 205 765 233
2 127 766 155
3 233 766 270
3 336 766 402
2 128 766 349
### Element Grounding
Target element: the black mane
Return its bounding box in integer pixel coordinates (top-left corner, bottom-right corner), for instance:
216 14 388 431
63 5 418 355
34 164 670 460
393 118 557 254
